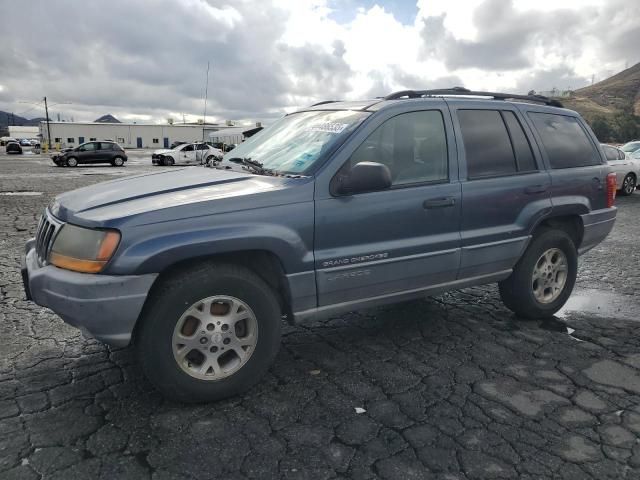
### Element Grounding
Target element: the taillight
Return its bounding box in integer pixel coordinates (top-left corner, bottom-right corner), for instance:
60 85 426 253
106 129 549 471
606 172 617 208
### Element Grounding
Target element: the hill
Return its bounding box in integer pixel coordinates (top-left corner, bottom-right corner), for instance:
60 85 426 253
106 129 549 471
556 63 640 142
94 114 121 123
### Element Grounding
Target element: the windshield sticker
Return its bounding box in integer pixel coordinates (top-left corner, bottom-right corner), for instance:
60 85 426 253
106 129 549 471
308 122 348 134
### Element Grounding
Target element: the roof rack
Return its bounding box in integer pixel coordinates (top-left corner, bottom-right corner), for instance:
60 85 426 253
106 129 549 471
384 87 564 108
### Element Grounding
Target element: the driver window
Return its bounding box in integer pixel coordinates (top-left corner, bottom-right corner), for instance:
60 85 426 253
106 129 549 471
182 144 195 152
83 143 96 151
348 110 448 185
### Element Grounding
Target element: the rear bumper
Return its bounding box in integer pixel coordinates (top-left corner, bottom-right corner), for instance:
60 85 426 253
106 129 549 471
22 239 157 347
579 207 617 255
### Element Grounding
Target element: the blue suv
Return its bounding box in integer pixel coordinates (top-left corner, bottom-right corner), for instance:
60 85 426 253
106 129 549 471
22 88 617 402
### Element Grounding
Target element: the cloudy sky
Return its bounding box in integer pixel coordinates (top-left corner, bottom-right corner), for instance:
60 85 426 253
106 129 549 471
0 0 638 125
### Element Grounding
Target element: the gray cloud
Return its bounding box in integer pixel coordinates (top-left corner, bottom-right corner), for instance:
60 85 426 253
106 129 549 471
0 0 351 123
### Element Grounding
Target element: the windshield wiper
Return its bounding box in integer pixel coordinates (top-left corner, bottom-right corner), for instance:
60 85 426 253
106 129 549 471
226 157 274 176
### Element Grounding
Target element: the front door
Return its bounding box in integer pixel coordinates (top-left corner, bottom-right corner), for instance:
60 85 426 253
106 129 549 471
314 106 461 307
180 144 197 164
136 137 143 148
449 103 552 279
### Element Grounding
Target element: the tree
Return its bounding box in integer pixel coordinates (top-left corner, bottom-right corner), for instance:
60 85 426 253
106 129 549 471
590 116 613 142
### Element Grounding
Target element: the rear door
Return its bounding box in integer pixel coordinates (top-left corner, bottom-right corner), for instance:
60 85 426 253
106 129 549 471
314 104 462 307
449 102 552 279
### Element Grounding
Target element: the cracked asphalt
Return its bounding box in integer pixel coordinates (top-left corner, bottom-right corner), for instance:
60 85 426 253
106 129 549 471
1 151 640 479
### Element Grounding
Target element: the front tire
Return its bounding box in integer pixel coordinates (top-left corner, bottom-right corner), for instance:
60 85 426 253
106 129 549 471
620 173 636 196
66 157 78 167
499 228 577 319
163 156 174 166
137 263 282 403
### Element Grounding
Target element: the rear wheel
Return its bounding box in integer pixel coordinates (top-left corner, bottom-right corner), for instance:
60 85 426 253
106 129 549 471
137 263 282 403
112 156 125 167
620 173 636 196
66 157 78 167
163 156 174 166
499 228 577 319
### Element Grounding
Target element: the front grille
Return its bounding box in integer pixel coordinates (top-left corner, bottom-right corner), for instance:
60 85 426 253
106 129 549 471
35 211 63 265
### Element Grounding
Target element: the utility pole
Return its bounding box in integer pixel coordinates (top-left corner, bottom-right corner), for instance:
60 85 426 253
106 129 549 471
44 96 52 149
202 61 210 154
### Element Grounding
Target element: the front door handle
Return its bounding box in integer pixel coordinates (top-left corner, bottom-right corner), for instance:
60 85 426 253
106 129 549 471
524 185 548 194
423 197 455 209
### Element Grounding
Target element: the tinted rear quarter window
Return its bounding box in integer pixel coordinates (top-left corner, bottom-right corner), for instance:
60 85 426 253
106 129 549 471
502 111 536 171
458 110 516 178
529 113 600 168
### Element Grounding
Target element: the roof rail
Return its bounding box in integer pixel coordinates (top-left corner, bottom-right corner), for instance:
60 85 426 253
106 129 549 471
310 100 340 107
384 87 564 108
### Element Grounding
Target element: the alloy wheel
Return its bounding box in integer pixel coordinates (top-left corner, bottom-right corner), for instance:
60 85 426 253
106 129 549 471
171 295 258 381
531 248 568 304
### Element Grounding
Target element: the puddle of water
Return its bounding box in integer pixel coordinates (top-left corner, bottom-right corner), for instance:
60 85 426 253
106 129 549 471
557 289 638 322
0 191 43 196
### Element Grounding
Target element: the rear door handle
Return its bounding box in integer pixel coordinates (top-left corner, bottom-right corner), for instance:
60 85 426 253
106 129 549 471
524 185 548 194
423 197 455 209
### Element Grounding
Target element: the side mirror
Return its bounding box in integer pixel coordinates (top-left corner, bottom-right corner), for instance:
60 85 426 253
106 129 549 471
338 161 392 195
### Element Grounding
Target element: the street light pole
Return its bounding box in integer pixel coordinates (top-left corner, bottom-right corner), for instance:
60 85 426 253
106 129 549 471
44 96 52 149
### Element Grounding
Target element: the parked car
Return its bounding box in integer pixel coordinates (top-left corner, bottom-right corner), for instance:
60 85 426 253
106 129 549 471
19 138 32 146
22 88 617 402
151 142 223 166
602 144 639 195
620 141 640 154
29 139 40 146
6 141 23 154
51 141 127 167
0 137 17 146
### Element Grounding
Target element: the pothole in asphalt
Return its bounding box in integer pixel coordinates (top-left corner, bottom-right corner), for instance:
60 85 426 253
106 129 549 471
557 289 637 322
0 191 43 196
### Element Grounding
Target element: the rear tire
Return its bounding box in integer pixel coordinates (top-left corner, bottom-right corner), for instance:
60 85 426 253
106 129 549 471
499 228 577 319
112 156 125 167
620 173 636 196
137 263 282 403
66 157 78 167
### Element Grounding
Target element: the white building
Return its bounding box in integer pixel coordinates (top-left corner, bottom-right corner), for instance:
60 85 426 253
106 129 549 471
8 126 39 139
39 121 259 149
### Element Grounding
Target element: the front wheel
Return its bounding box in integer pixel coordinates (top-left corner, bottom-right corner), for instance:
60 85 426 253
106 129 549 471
137 263 282 403
66 157 78 167
499 228 577 319
163 156 174 166
620 173 636 196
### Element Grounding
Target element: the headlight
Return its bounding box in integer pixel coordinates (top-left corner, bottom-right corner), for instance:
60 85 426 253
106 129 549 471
49 224 121 273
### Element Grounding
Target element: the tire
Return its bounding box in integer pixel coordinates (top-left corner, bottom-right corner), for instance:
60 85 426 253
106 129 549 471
163 156 174 166
137 263 282 403
66 157 78 167
112 156 125 167
619 173 636 196
499 228 577 319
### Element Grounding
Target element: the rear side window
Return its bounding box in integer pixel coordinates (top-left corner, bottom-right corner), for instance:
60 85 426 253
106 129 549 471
529 113 600 168
458 110 516 178
502 111 536 172
100 142 113 151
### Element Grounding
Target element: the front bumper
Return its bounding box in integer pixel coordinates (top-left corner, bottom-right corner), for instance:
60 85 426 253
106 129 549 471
22 239 157 347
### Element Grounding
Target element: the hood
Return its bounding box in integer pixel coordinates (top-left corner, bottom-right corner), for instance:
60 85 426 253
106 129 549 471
153 148 173 155
50 167 308 225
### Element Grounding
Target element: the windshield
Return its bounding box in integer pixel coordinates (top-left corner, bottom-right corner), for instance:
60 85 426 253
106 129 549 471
620 142 640 152
222 110 369 174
